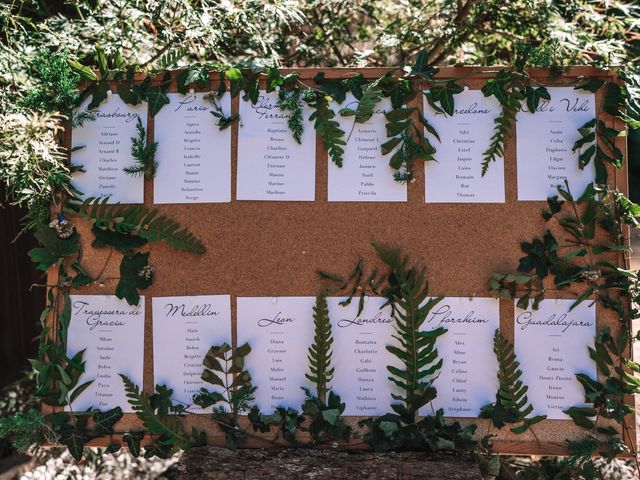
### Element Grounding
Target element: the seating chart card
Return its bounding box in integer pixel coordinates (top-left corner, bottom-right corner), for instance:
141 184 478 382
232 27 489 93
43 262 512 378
516 87 596 201
236 296 315 412
328 95 407 202
237 92 316 201
423 89 505 203
328 296 400 416
71 94 146 203
152 295 232 413
419 297 500 417
514 298 596 419
153 92 232 204
66 295 145 412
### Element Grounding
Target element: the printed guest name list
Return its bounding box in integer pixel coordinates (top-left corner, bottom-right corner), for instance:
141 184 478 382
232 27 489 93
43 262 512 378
71 94 146 203
237 297 315 413
66 295 145 412
237 92 316 201
328 95 407 202
154 93 232 204
419 297 499 417
153 295 231 412
423 89 505 203
328 297 400 416
516 87 596 201
514 299 596 419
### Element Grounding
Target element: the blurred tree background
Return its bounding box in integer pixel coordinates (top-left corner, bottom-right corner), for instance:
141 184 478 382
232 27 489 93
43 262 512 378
1 0 638 198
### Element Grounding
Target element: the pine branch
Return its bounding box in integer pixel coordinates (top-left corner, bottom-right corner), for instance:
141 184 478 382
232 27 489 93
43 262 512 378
75 197 206 254
479 330 546 434
123 117 158 180
305 293 335 403
375 243 446 423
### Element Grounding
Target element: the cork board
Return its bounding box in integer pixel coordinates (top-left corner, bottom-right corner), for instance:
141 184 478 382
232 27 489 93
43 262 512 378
49 66 634 456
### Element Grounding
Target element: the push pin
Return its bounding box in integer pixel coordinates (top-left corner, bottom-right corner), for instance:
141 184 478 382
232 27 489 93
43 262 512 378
271 297 278 305
463 85 470 94
189 88 195 95
107 90 113 97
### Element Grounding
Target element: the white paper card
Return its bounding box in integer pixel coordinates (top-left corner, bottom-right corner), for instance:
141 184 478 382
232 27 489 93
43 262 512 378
423 90 505 203
516 87 596 200
237 91 316 201
152 295 232 413
237 296 315 412
514 298 596 419
328 296 401 416
66 295 145 412
71 94 146 203
153 93 232 204
328 95 407 202
419 297 500 417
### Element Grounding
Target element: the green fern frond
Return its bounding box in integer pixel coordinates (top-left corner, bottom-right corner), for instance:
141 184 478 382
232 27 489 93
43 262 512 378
75 196 206 254
479 329 546 434
375 243 446 423
123 117 158 180
353 77 385 124
481 92 521 177
277 87 304 143
152 46 188 71
119 374 194 452
305 293 335 402
306 92 346 167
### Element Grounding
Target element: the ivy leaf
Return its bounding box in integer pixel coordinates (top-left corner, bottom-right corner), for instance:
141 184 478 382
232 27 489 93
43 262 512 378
67 59 97 82
575 78 605 93
408 50 438 80
481 77 510 106
93 407 124 435
91 225 148 254
145 87 170 117
117 82 143 105
28 223 80 271
123 431 145 457
427 81 463 116
59 427 89 461
524 86 550 113
115 252 153 306
88 79 109 110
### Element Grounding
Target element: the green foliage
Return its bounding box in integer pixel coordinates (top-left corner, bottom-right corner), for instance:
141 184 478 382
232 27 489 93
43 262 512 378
115 252 153 306
76 196 206 254
28 221 80 271
276 87 305 143
249 406 305 445
305 293 335 402
21 49 81 116
0 113 73 233
480 329 546 434
123 117 158 180
305 91 346 167
0 410 48 452
300 389 351 445
360 410 477 453
424 80 463 116
193 343 257 449
204 91 238 130
481 71 526 176
120 374 205 457
375 243 446 423
572 118 624 185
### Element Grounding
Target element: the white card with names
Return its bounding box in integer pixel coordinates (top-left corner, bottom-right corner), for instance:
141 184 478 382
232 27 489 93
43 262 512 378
66 295 145 412
423 89 505 203
419 297 499 417
154 93 232 204
514 298 596 419
328 296 401 416
152 295 232 413
71 94 146 203
236 297 315 413
516 87 596 200
328 95 407 202
237 91 316 201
